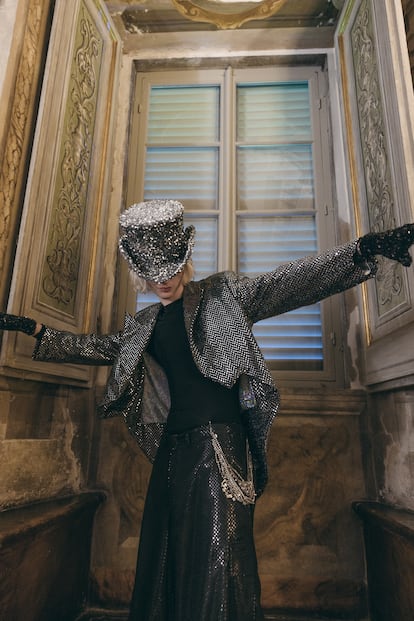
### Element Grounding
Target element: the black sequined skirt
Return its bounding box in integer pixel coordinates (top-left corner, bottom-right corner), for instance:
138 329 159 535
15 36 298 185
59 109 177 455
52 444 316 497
128 423 264 621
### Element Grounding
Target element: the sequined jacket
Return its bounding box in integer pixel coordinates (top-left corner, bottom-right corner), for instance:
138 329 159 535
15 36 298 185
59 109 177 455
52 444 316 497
33 240 375 495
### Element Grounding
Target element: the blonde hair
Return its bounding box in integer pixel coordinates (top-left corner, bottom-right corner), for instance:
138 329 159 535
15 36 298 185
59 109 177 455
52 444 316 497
129 259 194 293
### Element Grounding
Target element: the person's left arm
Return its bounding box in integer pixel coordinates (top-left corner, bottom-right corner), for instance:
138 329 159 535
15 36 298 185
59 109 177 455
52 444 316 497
228 224 414 324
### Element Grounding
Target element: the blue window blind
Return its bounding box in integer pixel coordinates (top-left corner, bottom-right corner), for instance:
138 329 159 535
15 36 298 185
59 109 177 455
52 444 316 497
237 83 312 142
144 85 219 210
145 147 218 204
236 82 323 370
237 144 314 210
136 85 219 311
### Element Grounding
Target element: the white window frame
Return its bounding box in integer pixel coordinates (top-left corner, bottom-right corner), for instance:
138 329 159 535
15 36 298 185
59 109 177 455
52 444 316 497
124 64 346 387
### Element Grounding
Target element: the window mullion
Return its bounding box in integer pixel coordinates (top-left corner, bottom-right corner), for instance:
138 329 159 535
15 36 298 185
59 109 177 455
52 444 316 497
218 66 236 272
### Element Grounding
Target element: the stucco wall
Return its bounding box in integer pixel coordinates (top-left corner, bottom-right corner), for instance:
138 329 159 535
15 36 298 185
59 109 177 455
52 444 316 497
361 389 414 511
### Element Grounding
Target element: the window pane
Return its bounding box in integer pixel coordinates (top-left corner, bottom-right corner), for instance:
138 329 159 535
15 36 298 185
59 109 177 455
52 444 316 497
253 308 323 365
237 144 314 211
144 147 218 209
238 215 318 267
148 85 219 143
237 82 311 143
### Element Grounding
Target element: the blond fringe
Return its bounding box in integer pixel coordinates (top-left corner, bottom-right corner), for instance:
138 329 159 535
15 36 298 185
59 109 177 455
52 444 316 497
128 259 194 293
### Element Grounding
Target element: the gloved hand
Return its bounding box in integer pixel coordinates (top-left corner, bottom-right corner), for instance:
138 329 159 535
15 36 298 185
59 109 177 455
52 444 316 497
354 223 414 267
0 312 37 336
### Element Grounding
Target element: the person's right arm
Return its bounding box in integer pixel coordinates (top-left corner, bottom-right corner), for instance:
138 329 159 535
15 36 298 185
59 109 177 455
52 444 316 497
0 313 121 366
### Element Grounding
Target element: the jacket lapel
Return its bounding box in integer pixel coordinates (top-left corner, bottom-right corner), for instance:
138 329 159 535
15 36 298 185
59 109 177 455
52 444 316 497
182 280 203 337
121 304 161 374
104 304 161 406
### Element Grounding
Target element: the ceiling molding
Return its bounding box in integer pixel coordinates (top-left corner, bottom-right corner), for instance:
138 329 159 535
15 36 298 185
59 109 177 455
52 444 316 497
170 0 288 30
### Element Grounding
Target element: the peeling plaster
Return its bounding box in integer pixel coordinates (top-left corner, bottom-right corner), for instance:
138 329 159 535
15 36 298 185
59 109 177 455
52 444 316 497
52 395 82 491
347 306 364 389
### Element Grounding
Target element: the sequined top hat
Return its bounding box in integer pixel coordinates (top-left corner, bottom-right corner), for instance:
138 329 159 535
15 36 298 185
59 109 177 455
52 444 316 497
119 199 195 283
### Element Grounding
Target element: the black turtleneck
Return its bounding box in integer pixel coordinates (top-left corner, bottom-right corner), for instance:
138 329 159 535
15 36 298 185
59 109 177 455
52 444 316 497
146 297 241 433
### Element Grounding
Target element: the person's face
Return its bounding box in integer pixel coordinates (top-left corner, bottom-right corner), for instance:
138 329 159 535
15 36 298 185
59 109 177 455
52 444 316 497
147 270 185 306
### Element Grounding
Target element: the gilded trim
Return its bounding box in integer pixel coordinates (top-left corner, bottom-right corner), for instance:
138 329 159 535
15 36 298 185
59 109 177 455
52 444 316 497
337 1 371 346
39 1 104 313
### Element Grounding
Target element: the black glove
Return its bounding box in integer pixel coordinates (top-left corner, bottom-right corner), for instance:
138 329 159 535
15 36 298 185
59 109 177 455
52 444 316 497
0 312 37 336
354 223 414 267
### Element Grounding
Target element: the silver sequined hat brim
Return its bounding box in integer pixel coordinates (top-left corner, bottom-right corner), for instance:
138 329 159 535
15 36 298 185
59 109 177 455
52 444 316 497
118 199 196 283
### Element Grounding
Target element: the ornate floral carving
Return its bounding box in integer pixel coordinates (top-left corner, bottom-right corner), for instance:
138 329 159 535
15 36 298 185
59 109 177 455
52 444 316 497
351 0 407 314
0 0 46 302
40 2 103 313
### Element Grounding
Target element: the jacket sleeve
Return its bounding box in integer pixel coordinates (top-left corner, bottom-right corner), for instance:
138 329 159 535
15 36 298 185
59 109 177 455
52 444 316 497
227 240 377 324
32 327 122 365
